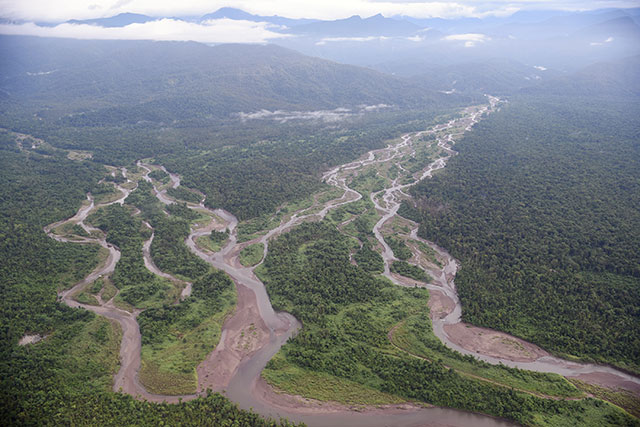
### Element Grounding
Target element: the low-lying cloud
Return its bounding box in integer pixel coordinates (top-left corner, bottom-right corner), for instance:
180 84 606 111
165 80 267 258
590 36 614 46
316 36 389 45
0 18 289 44
237 104 391 123
443 33 490 47
315 34 428 45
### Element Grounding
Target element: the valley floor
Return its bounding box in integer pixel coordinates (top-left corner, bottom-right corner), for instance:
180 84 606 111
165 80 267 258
37 98 639 426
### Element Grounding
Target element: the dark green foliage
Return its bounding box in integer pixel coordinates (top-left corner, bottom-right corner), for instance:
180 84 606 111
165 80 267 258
353 241 384 273
166 186 202 204
0 139 102 346
384 236 412 260
90 181 119 199
166 202 199 221
148 169 168 183
88 204 167 306
261 222 384 323
390 261 430 282
262 218 638 426
408 97 640 372
12 390 299 426
209 230 229 242
138 270 233 346
126 182 209 280
1 324 295 426
159 117 429 220
0 133 296 427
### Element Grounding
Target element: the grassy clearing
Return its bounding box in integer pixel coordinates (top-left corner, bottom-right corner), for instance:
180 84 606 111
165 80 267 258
113 297 136 313
138 360 195 395
115 277 178 310
166 186 202 204
53 222 89 237
350 169 387 195
101 278 118 302
67 150 93 161
196 230 228 253
139 285 236 395
73 291 100 306
391 313 583 399
316 186 345 205
263 353 408 406
279 196 315 217
529 399 638 427
189 210 216 229
237 215 281 242
95 190 124 205
387 217 411 234
411 240 442 267
391 260 431 282
568 378 640 418
239 243 264 267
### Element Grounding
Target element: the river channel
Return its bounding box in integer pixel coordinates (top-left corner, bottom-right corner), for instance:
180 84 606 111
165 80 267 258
45 98 638 426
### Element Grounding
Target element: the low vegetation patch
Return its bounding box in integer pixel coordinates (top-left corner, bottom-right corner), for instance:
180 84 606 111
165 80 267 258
239 243 264 267
391 260 431 282
384 236 412 260
73 291 100 306
264 353 407 406
196 231 228 253
138 270 236 394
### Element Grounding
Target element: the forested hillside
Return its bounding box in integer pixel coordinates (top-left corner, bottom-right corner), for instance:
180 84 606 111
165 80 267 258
0 36 464 219
0 36 453 121
403 96 640 372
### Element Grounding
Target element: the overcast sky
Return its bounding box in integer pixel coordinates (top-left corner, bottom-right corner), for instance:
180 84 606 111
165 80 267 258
2 0 637 22
0 0 636 43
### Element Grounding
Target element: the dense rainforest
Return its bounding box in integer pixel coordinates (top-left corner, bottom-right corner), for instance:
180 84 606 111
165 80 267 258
259 221 637 426
402 95 640 373
0 130 296 425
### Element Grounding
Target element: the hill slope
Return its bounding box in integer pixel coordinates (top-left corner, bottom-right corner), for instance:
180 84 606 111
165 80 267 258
0 35 452 124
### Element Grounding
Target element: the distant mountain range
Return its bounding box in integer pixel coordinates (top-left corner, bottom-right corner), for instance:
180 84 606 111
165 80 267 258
46 7 640 74
66 13 156 28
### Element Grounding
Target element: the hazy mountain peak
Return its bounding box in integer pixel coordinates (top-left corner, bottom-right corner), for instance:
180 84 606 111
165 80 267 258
66 12 155 28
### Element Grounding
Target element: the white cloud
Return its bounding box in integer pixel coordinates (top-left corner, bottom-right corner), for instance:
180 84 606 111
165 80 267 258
406 35 425 42
443 33 490 47
5 0 633 23
590 35 614 46
316 36 389 45
0 18 290 43
533 65 547 71
315 34 428 45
